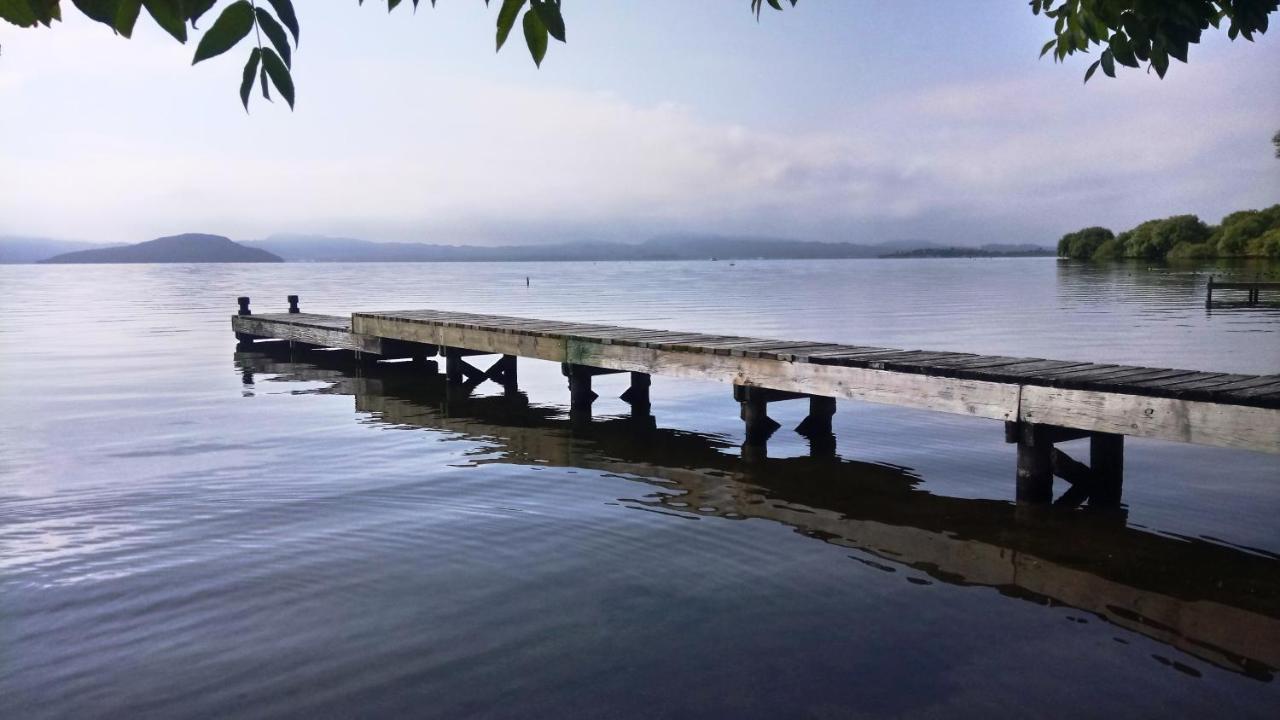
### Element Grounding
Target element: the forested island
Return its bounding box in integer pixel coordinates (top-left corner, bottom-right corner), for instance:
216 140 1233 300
1057 205 1280 261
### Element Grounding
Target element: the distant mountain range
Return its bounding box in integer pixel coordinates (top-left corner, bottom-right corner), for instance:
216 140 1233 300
244 233 1012 262
881 244 1056 258
37 234 282 264
0 237 123 264
3 232 1054 264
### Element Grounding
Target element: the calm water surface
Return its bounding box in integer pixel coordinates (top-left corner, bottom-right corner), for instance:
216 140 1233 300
2 259 1278 718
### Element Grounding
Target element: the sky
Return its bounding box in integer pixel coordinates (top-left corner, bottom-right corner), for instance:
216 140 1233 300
1 1 1278 247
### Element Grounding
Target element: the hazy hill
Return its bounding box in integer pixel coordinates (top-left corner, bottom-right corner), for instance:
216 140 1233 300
40 234 283 264
247 233 943 262
0 237 120 264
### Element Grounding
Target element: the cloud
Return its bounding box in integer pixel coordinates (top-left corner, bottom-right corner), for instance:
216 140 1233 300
1 10 1277 246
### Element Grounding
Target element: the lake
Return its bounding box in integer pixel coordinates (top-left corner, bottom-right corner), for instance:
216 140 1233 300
2 258 1278 718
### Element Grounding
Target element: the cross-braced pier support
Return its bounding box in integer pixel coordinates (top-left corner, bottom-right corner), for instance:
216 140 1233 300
445 349 517 392
734 386 838 457
1007 421 1124 507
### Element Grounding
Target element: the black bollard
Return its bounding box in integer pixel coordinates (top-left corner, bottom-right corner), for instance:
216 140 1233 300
287 295 300 314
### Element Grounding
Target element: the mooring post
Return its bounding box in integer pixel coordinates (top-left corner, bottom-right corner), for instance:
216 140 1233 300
234 297 254 343
287 294 300 314
1089 432 1124 506
1015 422 1054 504
1205 275 1213 309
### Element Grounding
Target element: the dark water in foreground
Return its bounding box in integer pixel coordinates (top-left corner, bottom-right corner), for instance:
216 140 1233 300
2 258 1279 718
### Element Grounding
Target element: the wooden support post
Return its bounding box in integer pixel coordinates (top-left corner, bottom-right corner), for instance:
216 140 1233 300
484 355 518 389
445 348 464 384
620 372 651 410
736 386 781 445
795 396 836 436
287 294 300 314
1015 423 1054 505
563 364 599 415
1089 432 1124 507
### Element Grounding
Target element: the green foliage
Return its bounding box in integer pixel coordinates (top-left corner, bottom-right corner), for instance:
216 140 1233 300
1056 226 1113 258
1031 0 1277 82
1209 205 1280 256
1091 237 1122 260
1062 206 1280 261
2 1 1274 109
1167 242 1214 260
1120 215 1210 259
1252 228 1280 257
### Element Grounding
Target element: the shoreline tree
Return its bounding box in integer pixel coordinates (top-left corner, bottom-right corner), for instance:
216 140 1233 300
1 1 1276 109
1058 205 1280 261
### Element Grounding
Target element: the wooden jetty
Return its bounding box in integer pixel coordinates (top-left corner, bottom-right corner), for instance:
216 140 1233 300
238 348 1280 680
1206 276 1280 307
232 295 1280 507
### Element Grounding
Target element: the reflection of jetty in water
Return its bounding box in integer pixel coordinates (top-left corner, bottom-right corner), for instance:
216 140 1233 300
236 345 1280 682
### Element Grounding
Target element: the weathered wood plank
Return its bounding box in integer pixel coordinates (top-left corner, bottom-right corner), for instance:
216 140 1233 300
233 315 384 354
340 309 1280 446
1019 385 1280 453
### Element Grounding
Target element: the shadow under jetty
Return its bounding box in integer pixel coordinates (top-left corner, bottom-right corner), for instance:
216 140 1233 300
235 345 1280 683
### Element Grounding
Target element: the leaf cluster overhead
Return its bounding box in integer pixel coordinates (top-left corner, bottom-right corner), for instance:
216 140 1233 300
1 0 1275 110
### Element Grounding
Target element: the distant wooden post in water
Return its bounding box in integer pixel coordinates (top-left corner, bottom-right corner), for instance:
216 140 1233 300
232 297 1280 508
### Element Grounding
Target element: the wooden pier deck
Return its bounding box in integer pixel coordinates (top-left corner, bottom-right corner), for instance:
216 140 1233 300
232 296 1279 506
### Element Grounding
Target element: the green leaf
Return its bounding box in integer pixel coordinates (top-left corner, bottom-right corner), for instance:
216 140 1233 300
530 0 564 42
1083 59 1100 83
240 46 261 110
1039 37 1056 58
254 6 291 68
264 0 299 44
115 0 142 36
261 46 295 108
1108 32 1138 67
522 7 547 66
192 0 254 64
1100 48 1115 77
0 0 41 27
1150 46 1169 77
143 0 187 41
496 0 525 51
187 1 217 27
